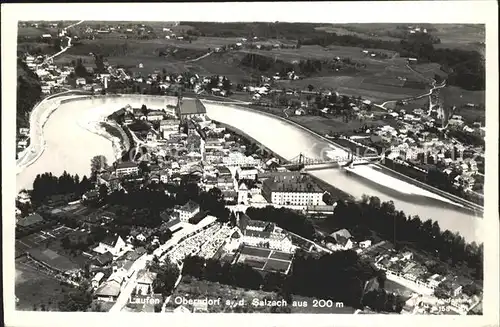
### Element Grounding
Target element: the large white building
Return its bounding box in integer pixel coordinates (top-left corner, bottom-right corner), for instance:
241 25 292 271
174 200 201 222
92 235 131 258
237 214 295 253
223 151 261 167
115 161 139 177
160 119 180 139
261 172 325 206
237 166 259 180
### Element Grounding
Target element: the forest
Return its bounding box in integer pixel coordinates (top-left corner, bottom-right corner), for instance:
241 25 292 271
330 196 483 281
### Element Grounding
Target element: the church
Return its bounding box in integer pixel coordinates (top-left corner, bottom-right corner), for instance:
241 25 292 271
176 97 207 122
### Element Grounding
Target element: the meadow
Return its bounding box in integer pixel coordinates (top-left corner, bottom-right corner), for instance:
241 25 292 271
441 85 485 107
18 26 58 38
50 31 484 105
15 258 74 311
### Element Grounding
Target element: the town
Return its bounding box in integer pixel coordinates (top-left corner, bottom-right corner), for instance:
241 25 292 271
17 21 485 205
15 19 485 315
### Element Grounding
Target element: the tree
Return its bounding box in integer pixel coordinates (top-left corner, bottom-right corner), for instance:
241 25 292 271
90 155 108 175
75 58 88 78
307 84 314 92
139 161 150 174
98 184 109 199
229 211 237 227
153 259 180 297
58 287 93 312
141 104 148 116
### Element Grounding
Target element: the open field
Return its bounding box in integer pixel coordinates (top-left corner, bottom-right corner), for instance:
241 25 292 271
237 245 293 273
315 25 403 42
16 258 74 311
65 38 207 57
240 246 272 257
412 62 445 77
18 27 58 37
289 116 369 135
262 259 290 273
441 85 485 107
431 24 485 44
276 75 428 103
385 96 429 111
241 44 397 63
269 251 294 261
337 86 422 103
55 35 433 102
17 42 54 55
317 23 485 53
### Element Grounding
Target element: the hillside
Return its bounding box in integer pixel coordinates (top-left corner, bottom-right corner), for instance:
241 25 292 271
17 59 42 129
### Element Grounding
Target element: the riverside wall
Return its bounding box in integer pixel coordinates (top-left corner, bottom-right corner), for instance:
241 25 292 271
375 163 483 213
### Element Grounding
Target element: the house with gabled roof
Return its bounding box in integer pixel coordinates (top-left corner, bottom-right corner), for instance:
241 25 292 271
135 269 157 295
93 251 113 267
237 213 294 253
328 229 354 251
94 269 127 302
92 234 130 258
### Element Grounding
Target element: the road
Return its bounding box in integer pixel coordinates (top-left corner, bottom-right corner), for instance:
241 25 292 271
376 80 447 110
45 20 84 63
108 218 217 312
185 51 213 63
108 253 153 312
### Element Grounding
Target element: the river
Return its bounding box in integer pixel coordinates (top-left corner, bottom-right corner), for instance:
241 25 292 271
16 95 482 242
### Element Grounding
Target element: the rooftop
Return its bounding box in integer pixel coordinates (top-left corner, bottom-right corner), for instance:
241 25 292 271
95 280 121 297
178 200 200 213
116 161 138 169
263 174 323 193
178 98 207 116
17 213 44 227
136 269 157 284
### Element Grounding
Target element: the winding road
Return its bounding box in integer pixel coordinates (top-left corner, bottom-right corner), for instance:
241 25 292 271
45 20 85 63
185 51 213 63
375 80 447 110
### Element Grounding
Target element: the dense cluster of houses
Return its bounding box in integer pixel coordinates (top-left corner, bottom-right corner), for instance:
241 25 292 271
95 97 329 211
370 247 480 314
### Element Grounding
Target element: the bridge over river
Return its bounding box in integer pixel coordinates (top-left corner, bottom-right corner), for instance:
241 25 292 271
283 152 382 171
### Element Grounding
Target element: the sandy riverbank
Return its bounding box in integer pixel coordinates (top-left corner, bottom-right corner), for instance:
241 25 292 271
345 164 463 207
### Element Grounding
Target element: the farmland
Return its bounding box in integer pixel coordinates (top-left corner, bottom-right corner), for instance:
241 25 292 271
18 26 58 38
315 25 403 42
441 86 485 124
441 86 485 107
289 115 386 136
30 21 483 106
316 23 485 53
431 24 485 52
15 258 74 311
